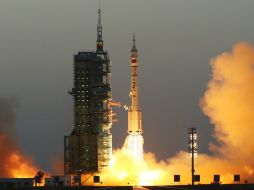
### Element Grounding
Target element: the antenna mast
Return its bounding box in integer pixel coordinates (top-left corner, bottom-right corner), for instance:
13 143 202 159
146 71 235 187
96 0 103 53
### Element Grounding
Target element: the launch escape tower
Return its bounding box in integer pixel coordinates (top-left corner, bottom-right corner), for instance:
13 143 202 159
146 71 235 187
64 4 113 175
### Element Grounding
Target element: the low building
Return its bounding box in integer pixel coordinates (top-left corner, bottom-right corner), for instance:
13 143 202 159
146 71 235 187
45 176 71 186
0 178 33 188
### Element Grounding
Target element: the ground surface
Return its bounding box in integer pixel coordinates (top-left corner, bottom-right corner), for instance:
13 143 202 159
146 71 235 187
2 184 254 190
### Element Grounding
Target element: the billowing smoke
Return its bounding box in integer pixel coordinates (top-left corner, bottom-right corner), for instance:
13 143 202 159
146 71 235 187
168 42 254 184
51 155 64 175
0 98 17 138
199 42 254 182
0 98 37 178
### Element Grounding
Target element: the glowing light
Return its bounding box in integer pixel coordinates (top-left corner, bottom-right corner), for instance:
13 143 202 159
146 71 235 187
139 171 160 186
0 134 38 179
8 153 37 178
124 134 144 160
123 105 129 111
118 172 127 180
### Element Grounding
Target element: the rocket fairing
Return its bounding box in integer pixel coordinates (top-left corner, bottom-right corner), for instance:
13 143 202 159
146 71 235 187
128 35 142 135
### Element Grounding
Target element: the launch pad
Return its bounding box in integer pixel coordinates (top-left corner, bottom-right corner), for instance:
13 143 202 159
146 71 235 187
2 184 254 190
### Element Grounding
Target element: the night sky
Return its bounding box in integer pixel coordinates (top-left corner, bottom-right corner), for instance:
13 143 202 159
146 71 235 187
0 0 253 173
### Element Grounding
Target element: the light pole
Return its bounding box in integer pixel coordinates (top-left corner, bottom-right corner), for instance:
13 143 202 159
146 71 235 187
188 128 197 186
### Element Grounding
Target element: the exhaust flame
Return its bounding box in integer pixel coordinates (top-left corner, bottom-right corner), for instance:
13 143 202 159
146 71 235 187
98 146 171 186
124 134 144 160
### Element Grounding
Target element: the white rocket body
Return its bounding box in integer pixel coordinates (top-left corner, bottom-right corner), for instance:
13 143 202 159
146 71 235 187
128 36 142 135
125 36 144 160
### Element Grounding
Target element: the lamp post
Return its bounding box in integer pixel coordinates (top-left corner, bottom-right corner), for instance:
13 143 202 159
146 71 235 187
188 128 197 185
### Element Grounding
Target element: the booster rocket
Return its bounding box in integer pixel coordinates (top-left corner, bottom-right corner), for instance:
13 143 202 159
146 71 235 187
128 35 142 135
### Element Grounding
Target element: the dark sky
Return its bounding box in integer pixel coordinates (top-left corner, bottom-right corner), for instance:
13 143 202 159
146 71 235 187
0 0 254 173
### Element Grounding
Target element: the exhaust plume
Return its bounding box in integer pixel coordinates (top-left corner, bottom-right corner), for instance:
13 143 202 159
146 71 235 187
199 42 254 182
51 155 64 175
165 42 254 184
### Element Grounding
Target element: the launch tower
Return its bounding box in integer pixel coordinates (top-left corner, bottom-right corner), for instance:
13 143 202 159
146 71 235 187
64 4 113 175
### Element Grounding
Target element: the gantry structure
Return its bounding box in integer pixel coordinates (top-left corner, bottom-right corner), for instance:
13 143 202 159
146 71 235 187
64 3 113 175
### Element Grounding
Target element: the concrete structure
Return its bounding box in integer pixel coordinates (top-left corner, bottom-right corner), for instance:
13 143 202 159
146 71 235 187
64 3 112 175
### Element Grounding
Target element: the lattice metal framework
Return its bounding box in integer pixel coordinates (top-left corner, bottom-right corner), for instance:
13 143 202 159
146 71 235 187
64 2 112 175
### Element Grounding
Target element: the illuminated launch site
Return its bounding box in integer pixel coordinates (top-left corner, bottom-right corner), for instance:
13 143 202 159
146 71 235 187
1 2 254 190
59 4 254 188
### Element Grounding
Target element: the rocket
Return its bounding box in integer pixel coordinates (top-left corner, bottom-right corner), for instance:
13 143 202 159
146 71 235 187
128 35 142 135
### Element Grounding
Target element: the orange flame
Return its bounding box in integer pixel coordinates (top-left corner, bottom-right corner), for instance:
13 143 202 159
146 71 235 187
0 133 38 178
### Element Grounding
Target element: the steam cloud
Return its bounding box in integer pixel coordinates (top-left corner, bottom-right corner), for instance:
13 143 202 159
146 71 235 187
169 42 254 184
167 42 254 184
199 42 254 182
